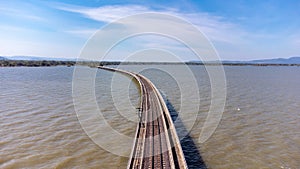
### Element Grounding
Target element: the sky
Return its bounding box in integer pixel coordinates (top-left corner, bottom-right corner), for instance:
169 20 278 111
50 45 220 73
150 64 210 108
0 0 299 61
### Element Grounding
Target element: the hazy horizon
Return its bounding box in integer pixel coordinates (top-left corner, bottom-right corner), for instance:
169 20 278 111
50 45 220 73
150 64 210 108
2 55 300 63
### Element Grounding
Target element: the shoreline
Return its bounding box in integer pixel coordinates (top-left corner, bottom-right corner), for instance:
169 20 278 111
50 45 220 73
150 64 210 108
1 60 300 67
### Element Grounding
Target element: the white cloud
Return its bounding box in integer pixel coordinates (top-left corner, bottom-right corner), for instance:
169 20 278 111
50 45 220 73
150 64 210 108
65 29 99 38
57 5 152 22
55 4 298 60
0 6 44 21
0 25 31 32
56 4 245 44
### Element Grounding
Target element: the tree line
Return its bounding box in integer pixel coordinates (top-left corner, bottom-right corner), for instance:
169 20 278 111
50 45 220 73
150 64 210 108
1 60 299 67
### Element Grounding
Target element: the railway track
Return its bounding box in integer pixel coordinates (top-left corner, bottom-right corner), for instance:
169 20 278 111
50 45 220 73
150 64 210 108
98 66 187 169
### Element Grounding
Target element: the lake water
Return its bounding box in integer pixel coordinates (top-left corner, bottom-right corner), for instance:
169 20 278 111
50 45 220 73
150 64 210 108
0 65 299 169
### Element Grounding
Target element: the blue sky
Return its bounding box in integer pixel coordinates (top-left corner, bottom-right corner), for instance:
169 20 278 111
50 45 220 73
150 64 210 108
0 0 299 61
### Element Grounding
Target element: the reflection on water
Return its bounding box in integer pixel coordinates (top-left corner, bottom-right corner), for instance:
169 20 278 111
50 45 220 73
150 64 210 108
0 65 300 168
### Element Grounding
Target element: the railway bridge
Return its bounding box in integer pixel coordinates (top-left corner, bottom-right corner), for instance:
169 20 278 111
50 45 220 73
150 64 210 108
98 66 187 169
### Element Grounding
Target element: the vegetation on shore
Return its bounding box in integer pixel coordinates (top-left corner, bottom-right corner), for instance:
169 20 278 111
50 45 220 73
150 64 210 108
0 60 122 67
0 60 75 67
1 60 300 67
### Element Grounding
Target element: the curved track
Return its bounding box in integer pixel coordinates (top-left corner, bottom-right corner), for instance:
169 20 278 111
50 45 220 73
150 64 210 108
98 66 187 169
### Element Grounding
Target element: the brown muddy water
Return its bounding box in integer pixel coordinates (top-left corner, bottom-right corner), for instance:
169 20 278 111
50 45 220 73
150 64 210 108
0 65 299 169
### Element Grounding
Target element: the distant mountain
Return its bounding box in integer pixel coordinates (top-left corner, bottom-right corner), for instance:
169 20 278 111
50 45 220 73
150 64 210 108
0 56 8 60
190 56 300 64
5 56 76 61
2 55 300 64
249 57 300 64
